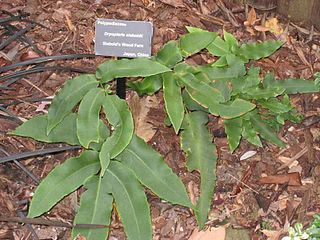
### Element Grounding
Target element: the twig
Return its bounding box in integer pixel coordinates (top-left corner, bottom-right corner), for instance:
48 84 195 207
277 146 308 171
226 173 260 194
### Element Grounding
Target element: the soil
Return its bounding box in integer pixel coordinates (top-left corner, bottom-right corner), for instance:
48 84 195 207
0 0 320 239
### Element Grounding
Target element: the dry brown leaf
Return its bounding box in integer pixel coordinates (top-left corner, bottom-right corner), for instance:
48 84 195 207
189 226 226 240
261 229 283 240
265 17 283 35
244 7 257 26
84 30 94 52
294 45 312 70
159 0 185 8
187 181 197 206
259 172 302 186
246 26 255 35
127 93 158 142
20 50 40 61
65 14 75 32
254 25 270 32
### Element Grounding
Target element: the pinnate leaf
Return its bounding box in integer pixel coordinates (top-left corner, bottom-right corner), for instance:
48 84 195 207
163 72 184 133
224 117 242 152
242 119 262 147
28 150 100 218
238 40 283 60
271 78 320 94
47 74 99 134
77 88 105 148
181 111 217 229
11 113 79 145
117 135 192 208
72 176 113 240
156 41 182 68
223 31 238 51
103 161 152 240
209 99 256 119
127 74 163 96
176 73 225 107
89 120 111 151
207 36 230 56
96 58 171 83
249 112 285 147
186 26 208 33
100 94 134 174
180 32 217 57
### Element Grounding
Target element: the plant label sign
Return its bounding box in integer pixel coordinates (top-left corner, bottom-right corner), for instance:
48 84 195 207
95 18 153 58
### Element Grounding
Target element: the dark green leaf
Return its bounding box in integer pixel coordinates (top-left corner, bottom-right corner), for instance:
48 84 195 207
249 112 285 147
100 94 134 174
211 55 227 67
47 74 99 134
176 73 225 107
156 41 182 68
72 176 113 240
258 96 293 114
224 118 242 152
272 78 320 94
127 74 163 96
96 58 171 83
245 86 285 99
163 72 184 133
28 151 100 218
209 99 256 119
238 40 283 60
242 119 262 147
77 88 105 148
89 120 111 151
207 36 230 56
180 32 217 57
181 111 217 229
117 135 192 208
223 31 238 52
103 161 152 240
11 113 79 145
182 90 209 112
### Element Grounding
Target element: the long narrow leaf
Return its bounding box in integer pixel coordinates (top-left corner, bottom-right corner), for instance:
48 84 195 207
163 72 184 133
117 135 192 208
100 94 134 174
224 117 242 152
11 113 79 145
28 150 100 218
249 112 285 147
238 40 283 60
72 176 113 240
77 88 105 148
179 32 217 57
272 78 320 94
181 111 217 229
103 161 152 240
47 74 98 134
96 58 171 83
156 41 182 68
127 74 163 96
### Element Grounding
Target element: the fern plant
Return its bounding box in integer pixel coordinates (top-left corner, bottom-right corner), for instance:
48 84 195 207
10 26 320 240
